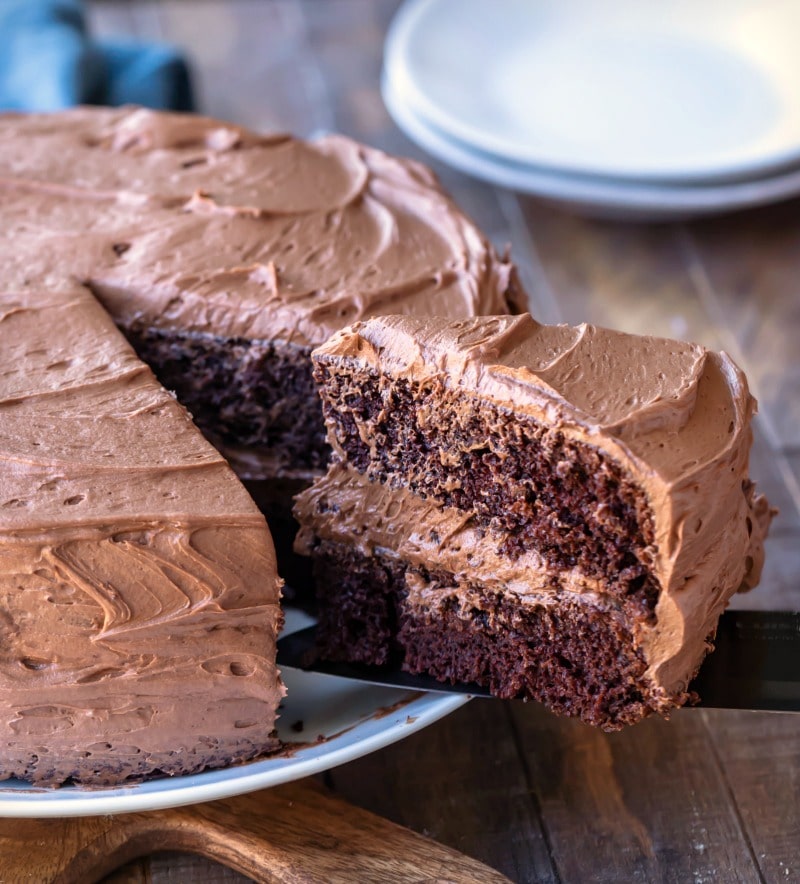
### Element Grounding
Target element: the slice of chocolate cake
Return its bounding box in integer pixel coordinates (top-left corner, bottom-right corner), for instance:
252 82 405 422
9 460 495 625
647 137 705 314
294 314 772 729
0 289 284 786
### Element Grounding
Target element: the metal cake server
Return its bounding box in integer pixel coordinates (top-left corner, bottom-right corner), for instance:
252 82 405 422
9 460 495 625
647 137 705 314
277 610 800 712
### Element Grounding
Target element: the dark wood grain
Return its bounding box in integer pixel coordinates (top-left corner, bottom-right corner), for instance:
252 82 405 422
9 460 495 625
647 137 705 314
700 709 800 883
509 704 765 884
327 700 558 884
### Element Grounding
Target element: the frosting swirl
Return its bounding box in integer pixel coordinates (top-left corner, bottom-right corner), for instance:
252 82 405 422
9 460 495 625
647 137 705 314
0 287 284 784
0 107 522 348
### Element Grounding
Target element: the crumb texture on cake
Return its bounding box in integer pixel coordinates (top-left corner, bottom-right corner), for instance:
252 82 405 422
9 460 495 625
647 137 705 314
295 314 773 729
0 289 285 786
314 363 659 614
126 327 328 478
310 539 660 729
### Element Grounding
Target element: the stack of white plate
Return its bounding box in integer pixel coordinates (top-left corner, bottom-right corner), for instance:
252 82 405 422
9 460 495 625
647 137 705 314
383 0 800 220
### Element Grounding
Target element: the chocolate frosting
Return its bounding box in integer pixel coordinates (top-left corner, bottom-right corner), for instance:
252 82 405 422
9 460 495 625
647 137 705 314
304 314 773 703
0 106 522 350
295 463 607 598
0 288 284 783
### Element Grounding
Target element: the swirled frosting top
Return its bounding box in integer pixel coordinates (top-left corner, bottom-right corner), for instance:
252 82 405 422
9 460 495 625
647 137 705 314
0 106 521 348
310 314 773 696
0 290 268 531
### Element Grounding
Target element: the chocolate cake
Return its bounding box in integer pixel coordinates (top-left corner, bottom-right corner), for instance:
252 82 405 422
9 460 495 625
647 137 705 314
0 106 523 492
294 314 773 729
0 289 284 786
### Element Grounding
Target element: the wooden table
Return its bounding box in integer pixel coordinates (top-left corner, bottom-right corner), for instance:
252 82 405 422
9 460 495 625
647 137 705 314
83 3 800 882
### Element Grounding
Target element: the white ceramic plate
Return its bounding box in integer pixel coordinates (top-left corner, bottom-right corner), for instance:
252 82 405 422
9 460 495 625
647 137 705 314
386 0 800 183
383 74 800 221
0 609 469 818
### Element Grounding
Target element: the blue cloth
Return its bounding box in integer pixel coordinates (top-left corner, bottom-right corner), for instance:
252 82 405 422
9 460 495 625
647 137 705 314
0 0 194 111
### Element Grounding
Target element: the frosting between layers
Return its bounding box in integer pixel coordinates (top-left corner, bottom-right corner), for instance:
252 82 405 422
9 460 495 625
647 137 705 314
295 463 608 599
309 314 772 699
0 287 285 782
0 106 521 349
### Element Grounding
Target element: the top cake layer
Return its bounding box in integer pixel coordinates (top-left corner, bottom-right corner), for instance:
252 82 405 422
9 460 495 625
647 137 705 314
316 313 746 483
315 314 761 553
0 106 521 348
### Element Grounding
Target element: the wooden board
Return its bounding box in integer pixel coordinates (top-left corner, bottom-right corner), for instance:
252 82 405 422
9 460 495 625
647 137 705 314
0 780 509 884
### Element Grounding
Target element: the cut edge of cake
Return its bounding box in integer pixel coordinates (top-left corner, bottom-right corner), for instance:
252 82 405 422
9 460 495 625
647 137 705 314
0 106 526 487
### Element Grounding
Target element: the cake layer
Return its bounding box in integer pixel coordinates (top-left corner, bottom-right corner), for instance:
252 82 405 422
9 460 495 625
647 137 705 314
125 328 326 479
315 359 658 604
0 107 523 482
308 538 670 729
295 463 653 618
0 289 284 785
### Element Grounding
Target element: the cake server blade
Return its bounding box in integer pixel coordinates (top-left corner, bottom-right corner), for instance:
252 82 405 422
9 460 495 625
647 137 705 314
277 610 800 712
277 625 490 696
688 609 800 711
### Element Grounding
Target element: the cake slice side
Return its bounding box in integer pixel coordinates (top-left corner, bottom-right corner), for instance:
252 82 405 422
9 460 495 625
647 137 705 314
295 465 662 728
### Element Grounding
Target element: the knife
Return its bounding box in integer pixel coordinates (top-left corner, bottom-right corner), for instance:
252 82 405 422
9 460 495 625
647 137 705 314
277 610 800 712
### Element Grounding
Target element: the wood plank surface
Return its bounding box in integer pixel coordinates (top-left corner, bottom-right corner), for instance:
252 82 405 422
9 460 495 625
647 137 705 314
509 705 766 884
326 701 558 884
700 709 800 883
71 1 800 881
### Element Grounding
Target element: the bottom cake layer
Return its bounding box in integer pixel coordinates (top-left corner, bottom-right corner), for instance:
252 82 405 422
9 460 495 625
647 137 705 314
2 734 281 788
311 540 687 729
